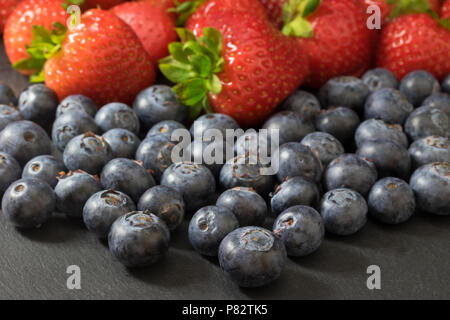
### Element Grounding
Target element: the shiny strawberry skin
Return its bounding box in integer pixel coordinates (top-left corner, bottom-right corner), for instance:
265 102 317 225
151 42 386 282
0 0 21 33
376 13 450 80
44 9 156 106
442 0 450 18
3 0 68 74
186 0 309 127
111 2 178 65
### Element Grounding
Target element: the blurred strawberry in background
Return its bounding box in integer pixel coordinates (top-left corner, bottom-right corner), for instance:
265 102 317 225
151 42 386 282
0 0 22 33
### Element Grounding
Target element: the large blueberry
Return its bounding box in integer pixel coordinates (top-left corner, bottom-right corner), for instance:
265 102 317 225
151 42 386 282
0 120 52 166
190 113 240 138
56 94 97 118
18 84 58 128
54 170 102 218
319 76 370 110
101 158 155 203
147 120 186 139
280 90 321 122
102 128 141 159
320 188 368 236
399 70 440 107
315 107 360 144
161 162 216 213
410 162 449 215
216 187 267 226
262 111 314 145
83 190 136 238
368 177 415 224
138 185 185 231
235 130 272 158
0 104 23 131
355 119 408 148
133 85 188 129
187 138 234 177
2 178 55 228
22 155 66 188
275 142 323 183
357 140 410 179
422 93 450 118
51 110 100 151
95 102 140 135
408 136 449 169
300 132 344 167
108 211 170 267
270 176 320 216
189 205 239 256
362 68 399 92
404 106 449 141
0 152 21 199
0 83 17 106
218 226 287 287
364 88 413 124
324 154 378 196
273 205 324 257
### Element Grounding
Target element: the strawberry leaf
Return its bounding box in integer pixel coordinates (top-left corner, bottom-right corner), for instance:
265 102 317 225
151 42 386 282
173 0 207 27
302 0 320 17
282 0 317 38
190 54 212 77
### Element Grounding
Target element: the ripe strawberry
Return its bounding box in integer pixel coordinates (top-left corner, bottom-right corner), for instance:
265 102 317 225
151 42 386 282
79 0 126 10
376 12 450 80
0 0 21 33
15 9 155 106
442 0 450 18
111 2 177 65
160 0 309 127
260 0 286 28
3 0 68 75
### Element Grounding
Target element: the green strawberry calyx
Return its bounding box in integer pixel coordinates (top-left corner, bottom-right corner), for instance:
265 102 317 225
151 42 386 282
388 0 450 29
169 0 207 27
12 23 67 83
159 27 224 119
62 0 84 10
282 0 320 37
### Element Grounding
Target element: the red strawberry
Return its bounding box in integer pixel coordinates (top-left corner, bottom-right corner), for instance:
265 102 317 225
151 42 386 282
79 0 126 10
111 2 178 65
376 12 450 80
442 0 450 18
0 0 21 33
15 9 155 106
259 0 286 27
3 0 68 75
160 0 309 127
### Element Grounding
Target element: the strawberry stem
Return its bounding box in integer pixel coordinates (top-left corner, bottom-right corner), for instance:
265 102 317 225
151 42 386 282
159 27 224 120
282 0 320 37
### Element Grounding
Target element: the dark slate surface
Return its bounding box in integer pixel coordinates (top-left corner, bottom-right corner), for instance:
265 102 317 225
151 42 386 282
1 40 450 300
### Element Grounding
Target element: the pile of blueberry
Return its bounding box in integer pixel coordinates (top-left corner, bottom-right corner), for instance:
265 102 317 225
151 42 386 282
0 69 449 288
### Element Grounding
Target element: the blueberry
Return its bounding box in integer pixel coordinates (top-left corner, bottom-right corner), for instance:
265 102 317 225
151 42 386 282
56 94 97 118
216 187 267 226
357 140 410 179
355 119 408 148
300 132 344 167
138 185 185 231
51 110 100 151
147 120 186 139
0 120 52 166
320 188 368 236
280 90 321 122
101 158 155 203
0 152 21 199
22 155 66 188
368 177 415 224
0 104 23 131
108 210 170 267
270 176 320 216
408 136 449 169
189 205 239 256
315 107 360 144
404 106 449 141
275 142 323 183
2 178 55 228
362 68 399 92
319 76 370 110
54 170 102 218
235 130 272 158
409 162 449 216
187 138 234 177
273 205 324 257
94 102 140 135
0 83 17 106
442 74 450 94
422 93 450 118
161 162 216 213
323 154 378 196
135 134 176 181
190 113 240 138
364 88 414 124
218 226 287 287
18 84 58 128
399 70 440 107
102 128 141 159
83 190 136 238
219 154 275 197
262 111 315 145
133 85 188 129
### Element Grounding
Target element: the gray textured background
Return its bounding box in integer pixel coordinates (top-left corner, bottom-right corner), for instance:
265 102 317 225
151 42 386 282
1 41 449 300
